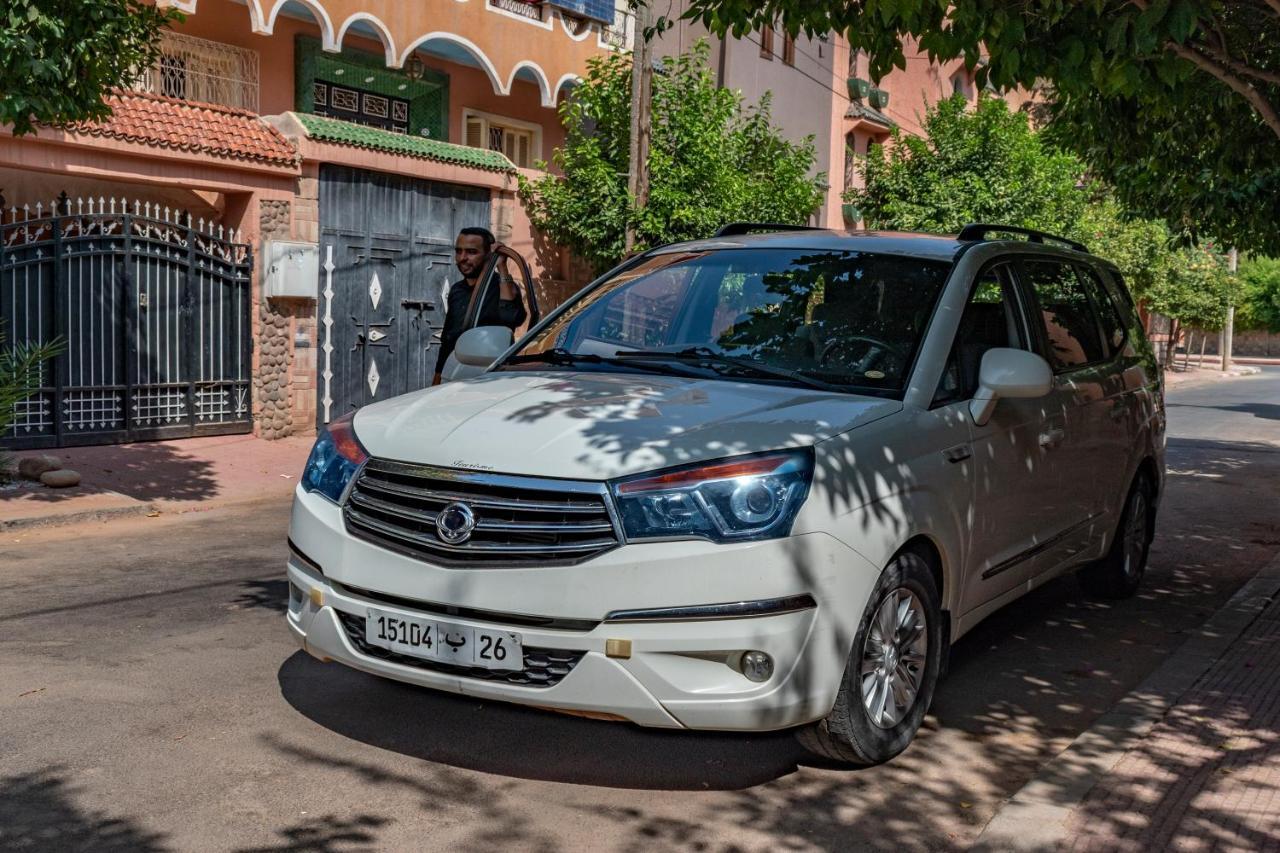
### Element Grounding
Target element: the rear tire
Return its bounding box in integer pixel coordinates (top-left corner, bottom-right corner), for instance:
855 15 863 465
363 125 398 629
1079 473 1154 600
797 549 943 766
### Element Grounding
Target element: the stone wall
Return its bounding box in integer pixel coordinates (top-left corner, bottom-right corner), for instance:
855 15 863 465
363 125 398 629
255 199 296 440
1197 328 1280 358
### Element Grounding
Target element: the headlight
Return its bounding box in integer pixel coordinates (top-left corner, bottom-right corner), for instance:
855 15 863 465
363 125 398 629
300 413 368 503
611 450 812 543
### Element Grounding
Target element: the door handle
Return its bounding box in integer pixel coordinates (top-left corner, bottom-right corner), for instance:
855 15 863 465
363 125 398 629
401 298 435 311
943 444 971 464
1038 427 1066 449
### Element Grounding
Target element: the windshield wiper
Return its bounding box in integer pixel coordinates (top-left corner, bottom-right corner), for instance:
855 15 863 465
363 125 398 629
505 347 607 367
615 347 844 393
503 347 697 378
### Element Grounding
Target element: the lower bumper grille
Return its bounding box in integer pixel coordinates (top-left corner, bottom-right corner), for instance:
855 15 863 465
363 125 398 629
335 611 584 688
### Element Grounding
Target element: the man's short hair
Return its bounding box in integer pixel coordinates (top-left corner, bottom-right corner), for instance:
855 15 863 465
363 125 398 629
458 226 495 251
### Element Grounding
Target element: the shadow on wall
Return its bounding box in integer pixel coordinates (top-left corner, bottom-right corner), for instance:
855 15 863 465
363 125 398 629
5 441 218 504
0 768 168 853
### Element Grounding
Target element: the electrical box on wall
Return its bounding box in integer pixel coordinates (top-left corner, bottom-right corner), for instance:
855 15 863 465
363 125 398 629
263 241 318 300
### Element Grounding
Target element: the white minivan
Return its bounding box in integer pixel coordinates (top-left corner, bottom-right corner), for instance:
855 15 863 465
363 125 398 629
286 224 1165 765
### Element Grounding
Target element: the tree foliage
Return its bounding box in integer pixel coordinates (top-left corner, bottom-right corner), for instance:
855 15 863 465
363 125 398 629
850 95 1240 330
684 0 1280 254
853 96 1087 235
1 0 180 136
1236 255 1280 331
518 40 826 274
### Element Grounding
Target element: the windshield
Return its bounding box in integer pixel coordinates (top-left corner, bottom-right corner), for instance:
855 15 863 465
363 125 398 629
500 248 953 396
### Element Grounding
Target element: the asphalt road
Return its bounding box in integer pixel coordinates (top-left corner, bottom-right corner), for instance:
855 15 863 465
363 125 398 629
2 368 1277 853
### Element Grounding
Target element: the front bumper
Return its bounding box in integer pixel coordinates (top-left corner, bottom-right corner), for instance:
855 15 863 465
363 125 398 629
286 486 879 731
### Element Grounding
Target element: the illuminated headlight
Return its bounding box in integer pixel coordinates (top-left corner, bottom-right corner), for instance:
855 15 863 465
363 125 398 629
300 413 368 503
611 450 812 543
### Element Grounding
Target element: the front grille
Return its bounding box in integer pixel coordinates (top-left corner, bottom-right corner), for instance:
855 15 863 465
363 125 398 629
336 611 584 688
343 458 621 567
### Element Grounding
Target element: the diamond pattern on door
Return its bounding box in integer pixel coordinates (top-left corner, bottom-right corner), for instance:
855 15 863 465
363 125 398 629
367 359 380 396
369 272 383 309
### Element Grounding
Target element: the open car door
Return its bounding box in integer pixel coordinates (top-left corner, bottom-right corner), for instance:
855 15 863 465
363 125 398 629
439 246 538 383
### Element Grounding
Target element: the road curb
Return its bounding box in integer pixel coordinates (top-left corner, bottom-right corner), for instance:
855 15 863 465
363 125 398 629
0 500 158 532
973 550 1280 851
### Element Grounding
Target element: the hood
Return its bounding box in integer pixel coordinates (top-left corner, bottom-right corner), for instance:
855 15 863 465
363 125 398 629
352 371 901 481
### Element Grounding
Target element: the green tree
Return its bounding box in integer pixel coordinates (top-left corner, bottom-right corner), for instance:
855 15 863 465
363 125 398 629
1 0 180 136
519 40 826 273
850 96 1179 296
852 96 1088 235
1236 255 1280 331
683 0 1280 254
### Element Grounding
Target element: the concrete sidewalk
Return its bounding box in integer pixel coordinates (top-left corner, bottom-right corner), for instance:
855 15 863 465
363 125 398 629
977 551 1280 851
1 433 313 530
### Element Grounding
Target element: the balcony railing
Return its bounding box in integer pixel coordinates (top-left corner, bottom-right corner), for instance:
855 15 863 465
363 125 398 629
133 31 260 113
602 6 636 50
490 0 544 21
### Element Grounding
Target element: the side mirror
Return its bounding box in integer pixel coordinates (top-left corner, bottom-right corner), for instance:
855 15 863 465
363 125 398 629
969 348 1053 425
454 326 513 367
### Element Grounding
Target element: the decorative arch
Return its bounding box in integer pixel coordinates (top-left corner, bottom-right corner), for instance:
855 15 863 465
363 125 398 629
337 13 399 68
553 73 583 103
249 0 339 52
507 62 554 108
398 32 505 97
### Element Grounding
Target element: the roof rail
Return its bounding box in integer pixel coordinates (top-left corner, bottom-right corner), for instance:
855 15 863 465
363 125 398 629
956 223 1089 254
712 222 824 238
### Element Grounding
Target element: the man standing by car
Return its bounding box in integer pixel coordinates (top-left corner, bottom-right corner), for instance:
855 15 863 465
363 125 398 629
432 226 527 385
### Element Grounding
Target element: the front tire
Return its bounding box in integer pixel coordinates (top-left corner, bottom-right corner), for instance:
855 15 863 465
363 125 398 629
1078 473 1154 600
798 549 943 766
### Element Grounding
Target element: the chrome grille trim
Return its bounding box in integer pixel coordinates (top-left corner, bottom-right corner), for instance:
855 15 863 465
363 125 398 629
343 459 623 567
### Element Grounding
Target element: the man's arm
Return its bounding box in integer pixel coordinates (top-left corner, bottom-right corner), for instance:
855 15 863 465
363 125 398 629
492 246 527 329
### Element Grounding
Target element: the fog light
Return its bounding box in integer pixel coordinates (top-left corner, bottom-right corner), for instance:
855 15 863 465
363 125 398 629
740 650 774 683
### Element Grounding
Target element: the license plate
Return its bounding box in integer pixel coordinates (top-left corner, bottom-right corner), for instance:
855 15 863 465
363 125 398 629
364 608 523 671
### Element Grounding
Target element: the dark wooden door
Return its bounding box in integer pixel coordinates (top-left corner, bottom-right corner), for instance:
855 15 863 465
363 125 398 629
317 165 490 424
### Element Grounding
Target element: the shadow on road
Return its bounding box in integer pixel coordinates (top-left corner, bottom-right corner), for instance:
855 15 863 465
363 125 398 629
276 651 810 791
5 441 219 504
0 768 168 853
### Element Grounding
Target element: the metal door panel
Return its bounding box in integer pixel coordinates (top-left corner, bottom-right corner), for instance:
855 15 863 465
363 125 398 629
317 165 491 424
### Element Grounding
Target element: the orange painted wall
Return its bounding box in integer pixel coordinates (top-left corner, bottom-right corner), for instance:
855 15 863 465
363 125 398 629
171 0 565 153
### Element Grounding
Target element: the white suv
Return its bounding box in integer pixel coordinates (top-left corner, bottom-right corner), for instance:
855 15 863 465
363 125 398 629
286 224 1165 765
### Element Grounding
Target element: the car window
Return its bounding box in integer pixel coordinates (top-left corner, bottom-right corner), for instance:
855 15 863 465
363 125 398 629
934 264 1026 404
588 264 695 349
506 248 953 397
1023 260 1108 372
1076 265 1126 355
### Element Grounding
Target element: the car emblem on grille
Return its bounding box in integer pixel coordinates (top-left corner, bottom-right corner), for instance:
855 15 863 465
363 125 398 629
436 501 476 545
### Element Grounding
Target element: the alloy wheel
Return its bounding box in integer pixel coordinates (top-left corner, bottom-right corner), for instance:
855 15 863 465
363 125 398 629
1123 488 1149 580
859 588 929 729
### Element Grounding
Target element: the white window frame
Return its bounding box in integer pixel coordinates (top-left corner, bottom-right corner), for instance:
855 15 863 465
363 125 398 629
463 109 544 169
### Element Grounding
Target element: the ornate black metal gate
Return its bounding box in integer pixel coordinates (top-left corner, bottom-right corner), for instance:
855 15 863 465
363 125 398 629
1 198 253 449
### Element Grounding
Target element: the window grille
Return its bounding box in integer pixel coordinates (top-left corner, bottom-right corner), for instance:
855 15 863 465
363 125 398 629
603 2 635 50
465 112 538 168
134 31 260 113
489 0 544 21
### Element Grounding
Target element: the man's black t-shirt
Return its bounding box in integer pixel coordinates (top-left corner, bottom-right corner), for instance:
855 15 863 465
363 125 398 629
434 277 527 372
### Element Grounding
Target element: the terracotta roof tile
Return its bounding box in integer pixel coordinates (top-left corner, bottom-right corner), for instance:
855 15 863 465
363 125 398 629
69 90 297 167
